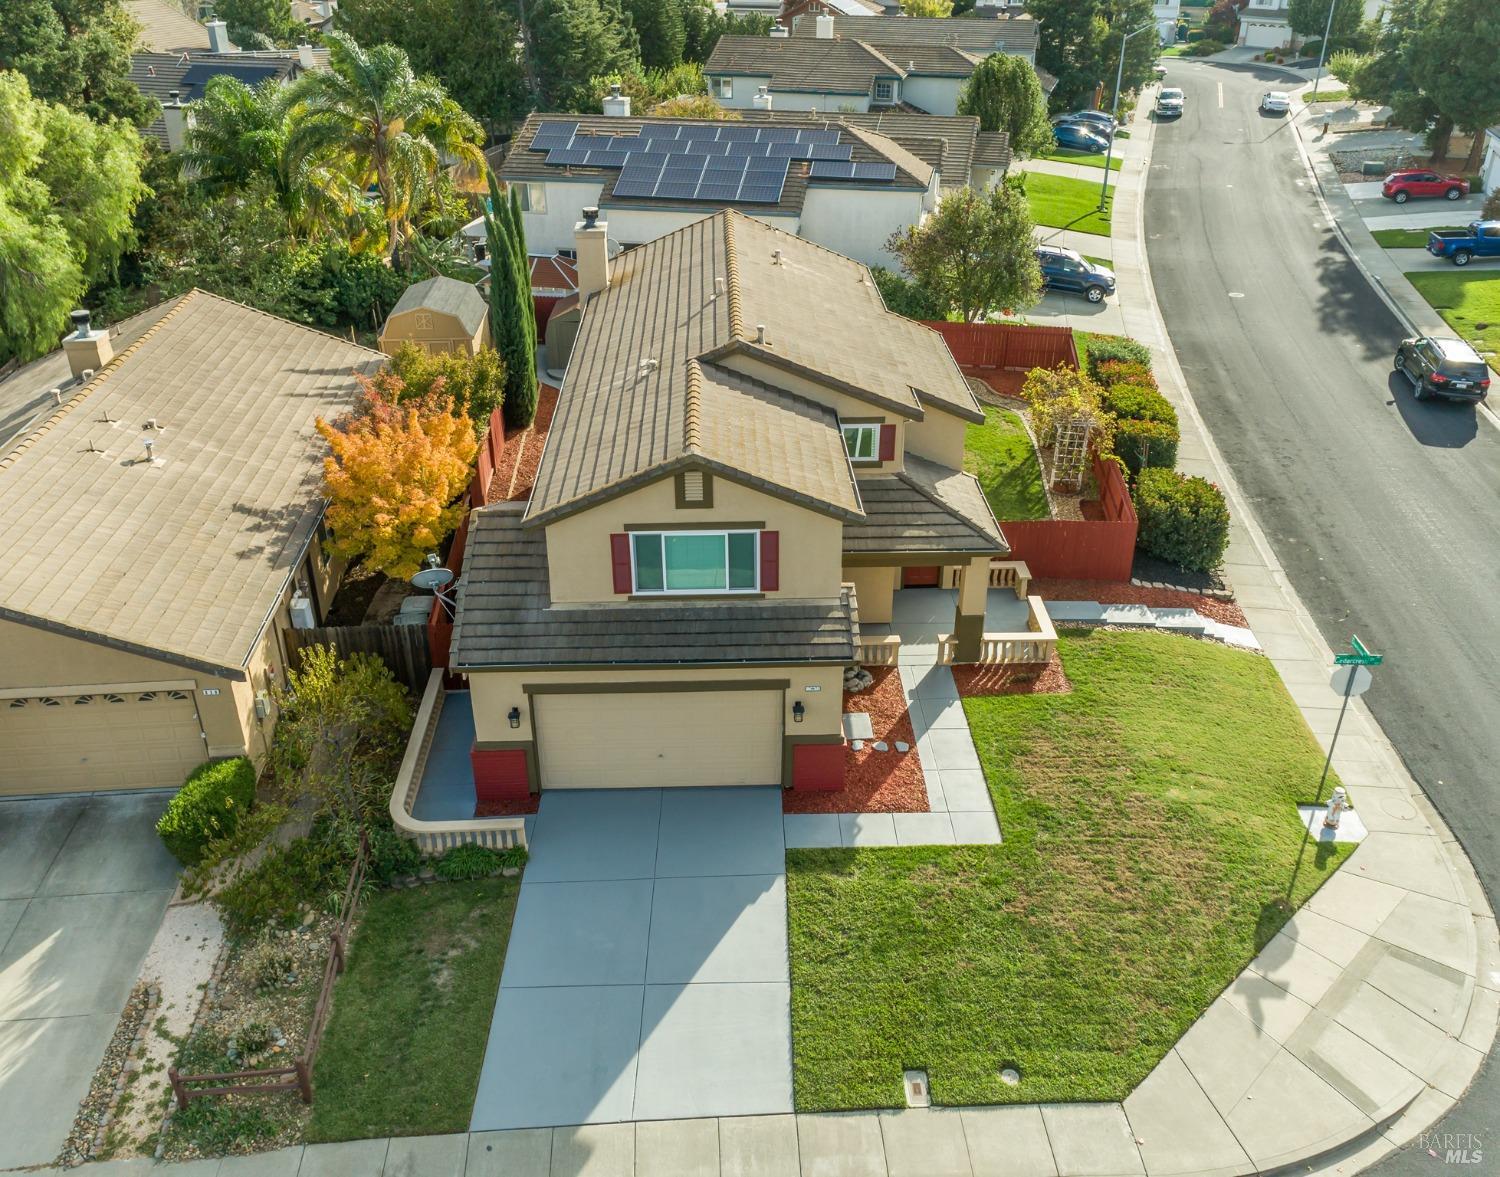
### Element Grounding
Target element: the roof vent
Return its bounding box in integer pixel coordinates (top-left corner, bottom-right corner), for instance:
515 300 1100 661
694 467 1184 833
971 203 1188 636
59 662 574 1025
755 324 770 345
145 418 160 430
772 248 783 265
713 276 725 296
51 387 64 406
639 357 660 375
70 308 92 337
581 206 600 228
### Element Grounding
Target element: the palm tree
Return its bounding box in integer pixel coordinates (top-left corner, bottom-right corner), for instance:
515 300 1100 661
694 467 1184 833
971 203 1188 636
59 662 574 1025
287 33 485 262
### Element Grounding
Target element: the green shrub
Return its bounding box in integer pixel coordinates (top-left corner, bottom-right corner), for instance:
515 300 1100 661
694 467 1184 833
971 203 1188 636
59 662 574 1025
1482 189 1500 220
214 834 349 935
871 265 946 321
365 825 423 884
1094 359 1156 388
1082 333 1153 379
156 758 257 867
1186 38 1227 56
433 843 503 881
1133 468 1230 572
1115 418 1180 474
240 933 299 991
1103 382 1178 427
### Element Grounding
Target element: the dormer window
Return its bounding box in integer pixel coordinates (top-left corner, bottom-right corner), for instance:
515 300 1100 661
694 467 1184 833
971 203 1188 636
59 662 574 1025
631 530 759 593
842 423 879 461
874 79 897 104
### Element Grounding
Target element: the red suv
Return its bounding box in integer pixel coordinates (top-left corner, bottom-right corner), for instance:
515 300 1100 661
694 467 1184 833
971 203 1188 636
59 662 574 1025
1382 170 1469 204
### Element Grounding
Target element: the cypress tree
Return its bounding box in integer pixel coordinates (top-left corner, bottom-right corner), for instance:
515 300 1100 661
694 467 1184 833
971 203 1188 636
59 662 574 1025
485 174 538 428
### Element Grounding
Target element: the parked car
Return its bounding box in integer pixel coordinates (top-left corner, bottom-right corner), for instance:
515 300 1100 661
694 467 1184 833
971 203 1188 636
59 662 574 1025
1394 335 1492 402
1036 245 1117 303
1060 109 1118 133
1051 123 1111 153
1260 91 1291 114
1382 170 1469 204
1426 221 1500 266
1156 88 1185 118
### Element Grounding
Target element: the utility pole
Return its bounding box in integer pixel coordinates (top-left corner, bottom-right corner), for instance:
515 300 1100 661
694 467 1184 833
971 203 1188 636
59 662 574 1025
1098 22 1156 211
1309 0 1338 101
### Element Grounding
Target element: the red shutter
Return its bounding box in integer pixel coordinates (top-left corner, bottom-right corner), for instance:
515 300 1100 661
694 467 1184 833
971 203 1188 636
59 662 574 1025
610 533 632 593
878 423 896 461
759 531 779 591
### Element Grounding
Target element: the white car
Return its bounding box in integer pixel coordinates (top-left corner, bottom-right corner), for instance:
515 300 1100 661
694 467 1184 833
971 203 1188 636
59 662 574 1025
1156 88 1185 118
1260 91 1291 114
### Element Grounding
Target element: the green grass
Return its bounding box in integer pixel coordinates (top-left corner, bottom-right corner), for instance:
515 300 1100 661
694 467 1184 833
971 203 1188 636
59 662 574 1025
1306 86 1350 103
963 408 1050 522
787 631 1351 1111
1159 44 1189 56
1037 149 1123 172
307 876 520 1141
1372 226 1464 249
1406 270 1500 372
1023 172 1113 236
1083 254 1114 269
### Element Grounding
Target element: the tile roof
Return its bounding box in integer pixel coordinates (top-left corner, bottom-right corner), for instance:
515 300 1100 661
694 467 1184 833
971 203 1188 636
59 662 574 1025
529 253 578 294
973 129 1011 167
387 276 487 337
0 291 384 677
707 34 983 92
526 209 982 524
843 455 1007 554
129 51 294 146
125 0 210 52
451 505 858 668
788 12 1040 55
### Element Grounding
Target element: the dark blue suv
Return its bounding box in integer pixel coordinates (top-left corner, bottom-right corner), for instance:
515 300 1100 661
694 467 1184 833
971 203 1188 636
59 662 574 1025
1035 245 1116 303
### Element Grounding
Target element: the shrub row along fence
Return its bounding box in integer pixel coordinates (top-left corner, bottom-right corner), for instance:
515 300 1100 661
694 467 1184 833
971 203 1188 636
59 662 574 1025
284 625 432 693
168 831 369 1109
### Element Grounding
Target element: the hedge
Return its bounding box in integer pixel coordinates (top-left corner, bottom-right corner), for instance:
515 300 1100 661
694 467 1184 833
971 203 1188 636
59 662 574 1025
1094 359 1156 389
1133 468 1230 573
1103 382 1177 427
1083 334 1153 379
1115 418 1180 474
157 757 258 867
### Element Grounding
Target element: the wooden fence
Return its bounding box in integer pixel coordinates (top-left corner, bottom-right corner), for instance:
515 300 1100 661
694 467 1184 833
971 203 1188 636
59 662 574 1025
168 832 368 1109
472 404 506 509
922 321 1080 373
284 624 432 692
1000 455 1138 582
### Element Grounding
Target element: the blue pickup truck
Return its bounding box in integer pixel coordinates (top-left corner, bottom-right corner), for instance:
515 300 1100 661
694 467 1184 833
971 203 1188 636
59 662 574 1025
1427 221 1500 266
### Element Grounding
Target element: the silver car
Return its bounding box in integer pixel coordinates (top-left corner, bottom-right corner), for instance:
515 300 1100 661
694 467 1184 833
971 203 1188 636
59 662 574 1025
1260 90 1291 114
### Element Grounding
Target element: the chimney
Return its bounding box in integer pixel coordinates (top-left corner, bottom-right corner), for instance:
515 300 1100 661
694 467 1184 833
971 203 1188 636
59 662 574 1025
162 90 190 151
752 85 773 110
602 83 631 118
204 19 234 53
815 14 835 38
574 207 610 299
63 309 113 381
769 22 790 37
297 41 316 70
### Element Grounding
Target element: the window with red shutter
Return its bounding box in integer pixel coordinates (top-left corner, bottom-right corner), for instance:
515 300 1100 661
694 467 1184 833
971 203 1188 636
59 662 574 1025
759 531 779 591
879 423 897 461
610 533 632 593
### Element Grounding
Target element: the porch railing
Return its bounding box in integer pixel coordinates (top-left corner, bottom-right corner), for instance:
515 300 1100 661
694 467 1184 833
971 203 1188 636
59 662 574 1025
855 634 902 667
988 559 1032 597
935 595 1057 666
390 671 528 854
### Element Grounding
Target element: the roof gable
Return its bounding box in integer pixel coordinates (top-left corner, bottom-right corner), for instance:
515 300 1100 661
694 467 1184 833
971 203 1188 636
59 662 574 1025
387 276 487 337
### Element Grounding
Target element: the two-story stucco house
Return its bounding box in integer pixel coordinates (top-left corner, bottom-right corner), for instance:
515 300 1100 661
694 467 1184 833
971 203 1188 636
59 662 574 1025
704 12 1042 117
447 209 1007 798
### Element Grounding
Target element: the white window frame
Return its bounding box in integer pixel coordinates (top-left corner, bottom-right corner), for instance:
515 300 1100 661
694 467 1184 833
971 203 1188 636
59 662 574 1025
630 530 760 595
516 182 547 214
715 77 734 99
842 422 879 462
873 79 897 103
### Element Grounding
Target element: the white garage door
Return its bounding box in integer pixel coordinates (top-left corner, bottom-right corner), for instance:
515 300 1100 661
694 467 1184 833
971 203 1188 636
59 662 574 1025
1241 20 1286 48
536 689 783 789
0 688 207 796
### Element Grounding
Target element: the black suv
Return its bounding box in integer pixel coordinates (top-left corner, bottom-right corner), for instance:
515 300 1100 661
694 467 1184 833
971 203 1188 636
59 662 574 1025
1395 335 1493 401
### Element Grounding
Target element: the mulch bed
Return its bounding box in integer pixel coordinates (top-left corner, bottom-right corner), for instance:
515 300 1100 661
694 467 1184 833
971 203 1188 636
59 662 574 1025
952 652 1072 698
473 795 540 818
1033 577 1248 628
783 667 928 814
485 384 560 504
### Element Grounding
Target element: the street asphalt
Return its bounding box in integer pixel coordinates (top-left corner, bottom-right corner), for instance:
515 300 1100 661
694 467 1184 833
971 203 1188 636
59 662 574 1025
1144 59 1500 1170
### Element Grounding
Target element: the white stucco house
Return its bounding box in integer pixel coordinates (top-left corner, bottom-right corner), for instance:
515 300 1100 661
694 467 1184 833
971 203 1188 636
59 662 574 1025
1155 0 1181 45
1237 1 1294 49
1482 127 1500 197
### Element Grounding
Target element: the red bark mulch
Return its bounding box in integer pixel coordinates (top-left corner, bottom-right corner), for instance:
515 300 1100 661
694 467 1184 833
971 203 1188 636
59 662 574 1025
952 652 1072 698
474 795 540 818
1032 577 1249 628
782 667 929 814
507 384 559 502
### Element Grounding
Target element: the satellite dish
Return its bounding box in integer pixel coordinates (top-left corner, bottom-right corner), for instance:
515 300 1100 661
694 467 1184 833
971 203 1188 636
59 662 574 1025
607 236 624 261
411 565 454 591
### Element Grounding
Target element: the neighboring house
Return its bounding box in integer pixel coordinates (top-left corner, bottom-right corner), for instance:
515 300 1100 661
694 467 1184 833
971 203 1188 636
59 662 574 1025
447 208 1006 797
125 0 212 51
0 292 384 797
1154 0 1181 44
781 0 901 20
528 254 580 340
1481 127 1500 196
378 276 491 356
706 12 1041 116
1237 1 1294 49
494 111 940 269
292 0 337 33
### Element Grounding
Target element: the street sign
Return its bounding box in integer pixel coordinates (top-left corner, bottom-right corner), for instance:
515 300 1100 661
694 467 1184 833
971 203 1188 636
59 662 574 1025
1330 664 1373 697
1334 634 1383 667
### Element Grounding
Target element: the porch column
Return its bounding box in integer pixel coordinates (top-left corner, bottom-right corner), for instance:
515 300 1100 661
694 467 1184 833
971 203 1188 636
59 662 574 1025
952 555 990 663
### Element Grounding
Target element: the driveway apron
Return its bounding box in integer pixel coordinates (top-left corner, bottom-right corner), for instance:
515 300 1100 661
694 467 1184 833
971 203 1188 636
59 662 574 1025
469 787 791 1130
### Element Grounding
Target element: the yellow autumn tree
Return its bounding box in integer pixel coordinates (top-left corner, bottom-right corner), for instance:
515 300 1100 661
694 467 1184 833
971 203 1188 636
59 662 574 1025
316 382 478 580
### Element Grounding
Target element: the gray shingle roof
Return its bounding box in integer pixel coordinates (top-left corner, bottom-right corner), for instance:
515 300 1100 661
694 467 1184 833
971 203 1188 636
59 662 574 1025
525 209 982 525
788 12 1040 55
973 130 1011 167
125 0 211 51
706 34 982 93
843 455 1007 555
387 276 487 338
451 506 858 668
0 290 384 677
129 52 294 146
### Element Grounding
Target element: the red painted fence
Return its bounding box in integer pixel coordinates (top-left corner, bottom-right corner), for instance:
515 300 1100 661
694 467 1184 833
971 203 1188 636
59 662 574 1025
1000 455 1137 582
431 403 505 672
922 321 1079 373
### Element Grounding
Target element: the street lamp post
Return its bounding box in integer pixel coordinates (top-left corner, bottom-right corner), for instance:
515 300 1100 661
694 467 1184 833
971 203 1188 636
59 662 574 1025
1098 22 1157 210
1309 0 1339 104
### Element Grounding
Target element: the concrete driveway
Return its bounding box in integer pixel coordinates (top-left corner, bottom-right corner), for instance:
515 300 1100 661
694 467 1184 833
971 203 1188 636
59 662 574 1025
470 788 791 1131
0 792 179 1169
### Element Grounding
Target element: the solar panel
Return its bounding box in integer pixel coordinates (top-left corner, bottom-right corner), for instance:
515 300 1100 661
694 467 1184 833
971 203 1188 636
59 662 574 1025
703 155 748 173
683 139 730 156
809 161 856 179
800 128 841 144
611 175 658 197
584 149 632 168
654 179 700 199
696 180 744 202
681 125 721 140
530 121 579 149
180 61 284 92
637 123 679 139
746 156 790 175
766 141 812 159
718 125 758 142
545 147 592 166
853 162 898 181
738 181 785 203
617 163 664 183
600 135 642 151
756 127 799 143
807 142 853 161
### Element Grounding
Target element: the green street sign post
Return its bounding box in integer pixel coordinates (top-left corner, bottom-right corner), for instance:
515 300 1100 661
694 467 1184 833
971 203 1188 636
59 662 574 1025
1334 635 1384 667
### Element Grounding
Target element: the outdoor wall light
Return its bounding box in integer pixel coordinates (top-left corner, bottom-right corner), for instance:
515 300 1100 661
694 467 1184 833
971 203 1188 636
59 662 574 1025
792 701 805 724
508 706 522 729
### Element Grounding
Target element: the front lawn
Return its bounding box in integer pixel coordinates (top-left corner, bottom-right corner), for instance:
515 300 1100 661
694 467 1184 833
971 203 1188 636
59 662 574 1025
1024 172 1113 236
307 876 520 1141
1406 270 1500 372
963 407 1049 522
1372 226 1463 249
1037 149 1123 172
787 631 1350 1111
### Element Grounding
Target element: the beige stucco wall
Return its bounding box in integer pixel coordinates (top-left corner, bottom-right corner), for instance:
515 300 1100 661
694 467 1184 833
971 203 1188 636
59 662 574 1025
378 310 488 357
904 402 969 469
543 473 844 604
468 661 845 746
843 564 896 624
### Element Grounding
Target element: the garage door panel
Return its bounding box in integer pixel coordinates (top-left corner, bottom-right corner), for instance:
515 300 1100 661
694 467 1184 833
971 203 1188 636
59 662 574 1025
1 690 206 795
537 690 783 789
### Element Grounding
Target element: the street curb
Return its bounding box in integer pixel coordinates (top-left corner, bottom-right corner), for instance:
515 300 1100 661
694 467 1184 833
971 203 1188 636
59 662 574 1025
1113 66 1499 1175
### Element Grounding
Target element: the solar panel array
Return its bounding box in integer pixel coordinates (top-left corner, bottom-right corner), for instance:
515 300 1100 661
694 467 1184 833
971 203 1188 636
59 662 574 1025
525 120 899 205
